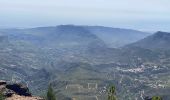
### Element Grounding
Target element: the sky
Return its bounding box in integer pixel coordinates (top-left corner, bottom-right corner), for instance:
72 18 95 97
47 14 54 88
0 0 170 31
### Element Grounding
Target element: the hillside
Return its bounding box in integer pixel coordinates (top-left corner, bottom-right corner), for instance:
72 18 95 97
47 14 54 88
129 31 170 50
85 26 150 47
0 25 150 48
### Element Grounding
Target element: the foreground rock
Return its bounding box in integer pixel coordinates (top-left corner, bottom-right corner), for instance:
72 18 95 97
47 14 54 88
0 80 44 100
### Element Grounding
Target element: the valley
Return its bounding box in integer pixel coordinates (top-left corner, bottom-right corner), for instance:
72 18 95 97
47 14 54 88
0 25 170 100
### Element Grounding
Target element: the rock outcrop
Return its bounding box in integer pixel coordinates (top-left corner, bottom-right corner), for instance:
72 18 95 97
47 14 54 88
0 80 6 85
6 83 31 96
0 80 44 100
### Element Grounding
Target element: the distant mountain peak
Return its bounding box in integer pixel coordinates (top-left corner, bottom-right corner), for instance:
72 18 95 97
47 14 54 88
128 31 170 50
56 25 90 34
156 31 169 34
153 31 170 40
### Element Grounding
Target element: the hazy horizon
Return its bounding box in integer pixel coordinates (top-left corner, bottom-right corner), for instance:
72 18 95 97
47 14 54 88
0 0 170 31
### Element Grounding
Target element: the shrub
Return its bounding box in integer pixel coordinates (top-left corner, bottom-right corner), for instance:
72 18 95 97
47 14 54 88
152 96 162 100
47 84 56 100
108 85 116 100
0 92 5 100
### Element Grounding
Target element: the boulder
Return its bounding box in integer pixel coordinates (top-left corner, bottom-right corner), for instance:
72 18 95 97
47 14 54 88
0 80 6 85
3 89 15 97
0 85 6 91
6 83 31 96
0 80 7 95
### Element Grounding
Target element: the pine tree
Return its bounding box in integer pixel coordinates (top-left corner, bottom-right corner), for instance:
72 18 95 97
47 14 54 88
108 85 117 100
47 84 56 100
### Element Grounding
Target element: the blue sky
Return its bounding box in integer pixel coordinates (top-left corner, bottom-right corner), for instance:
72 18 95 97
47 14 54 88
0 0 170 31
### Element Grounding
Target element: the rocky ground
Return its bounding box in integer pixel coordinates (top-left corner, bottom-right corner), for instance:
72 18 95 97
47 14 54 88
5 94 43 100
0 80 44 100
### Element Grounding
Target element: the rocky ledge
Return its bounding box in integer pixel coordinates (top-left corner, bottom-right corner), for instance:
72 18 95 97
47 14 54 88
0 80 44 100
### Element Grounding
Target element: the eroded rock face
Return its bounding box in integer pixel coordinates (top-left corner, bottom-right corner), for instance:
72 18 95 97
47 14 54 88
0 80 44 100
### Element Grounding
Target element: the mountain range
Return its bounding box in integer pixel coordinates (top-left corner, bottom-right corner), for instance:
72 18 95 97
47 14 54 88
0 25 150 48
0 25 170 100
